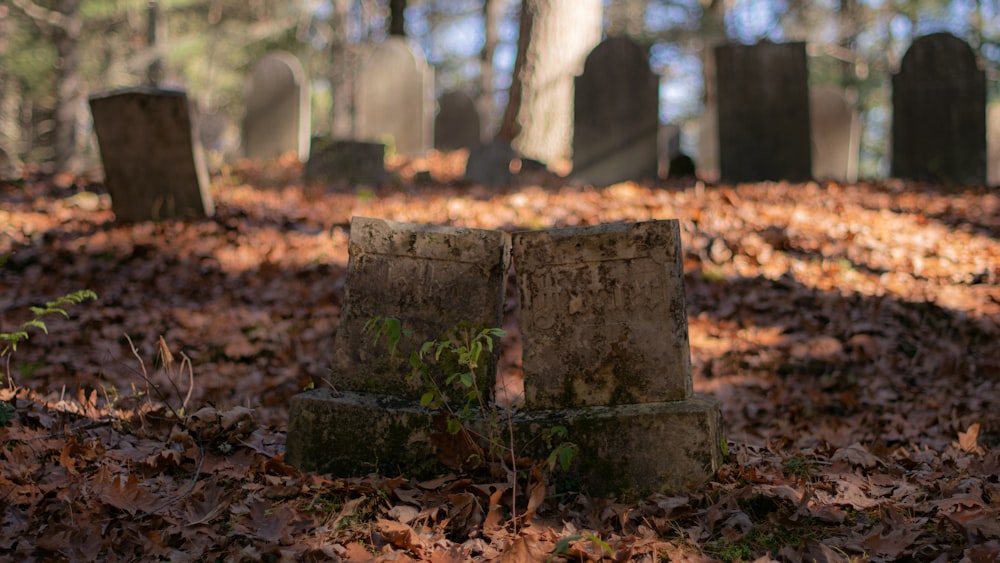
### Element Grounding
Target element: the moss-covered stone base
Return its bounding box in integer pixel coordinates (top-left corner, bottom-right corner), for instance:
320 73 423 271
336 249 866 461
287 389 724 499
285 388 445 479
510 397 725 499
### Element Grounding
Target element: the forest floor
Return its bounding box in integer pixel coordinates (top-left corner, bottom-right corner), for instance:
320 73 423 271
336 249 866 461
1 152 999 562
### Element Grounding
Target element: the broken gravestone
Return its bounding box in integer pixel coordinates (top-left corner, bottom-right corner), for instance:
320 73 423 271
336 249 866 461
303 138 386 186
810 86 859 183
243 51 311 161
715 41 812 183
510 220 724 496
89 87 214 222
286 216 511 476
571 36 659 186
434 90 481 150
355 38 434 157
892 32 986 184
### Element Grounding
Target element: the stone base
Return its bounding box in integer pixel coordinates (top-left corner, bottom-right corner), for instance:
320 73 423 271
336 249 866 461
511 396 724 499
303 138 386 186
286 388 444 478
287 388 724 498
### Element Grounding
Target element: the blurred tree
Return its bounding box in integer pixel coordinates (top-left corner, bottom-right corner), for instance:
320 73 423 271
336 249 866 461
497 0 602 166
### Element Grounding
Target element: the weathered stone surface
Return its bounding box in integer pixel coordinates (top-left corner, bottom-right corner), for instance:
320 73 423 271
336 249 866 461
356 38 434 157
243 52 310 161
331 217 510 402
715 41 812 183
513 220 692 409
892 33 986 184
286 388 443 477
571 37 659 186
810 86 859 182
0 147 19 181
434 90 481 150
304 138 386 186
512 397 724 497
465 141 515 187
89 87 214 222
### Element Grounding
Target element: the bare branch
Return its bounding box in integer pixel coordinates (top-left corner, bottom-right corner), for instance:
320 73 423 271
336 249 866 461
7 0 72 30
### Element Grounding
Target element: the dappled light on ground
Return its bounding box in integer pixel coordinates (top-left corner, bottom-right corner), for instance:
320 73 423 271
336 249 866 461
1 154 998 559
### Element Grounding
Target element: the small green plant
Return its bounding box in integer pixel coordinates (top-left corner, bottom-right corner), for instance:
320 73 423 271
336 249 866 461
0 287 97 425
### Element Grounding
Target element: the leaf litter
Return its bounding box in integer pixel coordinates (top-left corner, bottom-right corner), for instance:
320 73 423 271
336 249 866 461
0 153 998 560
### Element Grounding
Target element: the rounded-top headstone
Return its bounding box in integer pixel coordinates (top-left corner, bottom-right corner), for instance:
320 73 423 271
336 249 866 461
435 90 481 150
243 51 310 161
899 32 980 79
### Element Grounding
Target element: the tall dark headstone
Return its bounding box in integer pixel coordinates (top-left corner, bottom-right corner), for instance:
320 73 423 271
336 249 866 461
571 37 659 186
434 90 481 150
715 41 812 183
892 33 986 184
89 87 213 222
356 38 434 157
243 52 310 162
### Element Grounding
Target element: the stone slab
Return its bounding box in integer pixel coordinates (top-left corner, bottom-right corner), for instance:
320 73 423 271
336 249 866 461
89 87 213 222
571 37 659 186
810 86 859 182
512 396 724 498
243 51 310 161
435 90 481 150
331 217 510 402
715 41 812 183
465 141 515 187
513 220 693 409
891 32 986 184
286 388 443 477
304 138 386 186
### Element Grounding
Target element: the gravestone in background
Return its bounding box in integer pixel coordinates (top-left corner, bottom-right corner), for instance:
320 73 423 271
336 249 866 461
892 33 986 184
304 138 386 186
286 217 510 477
465 140 516 187
434 90 481 150
511 220 723 495
0 147 18 181
89 87 214 222
810 86 859 182
715 41 812 183
571 37 659 186
356 38 434 157
243 52 310 162
989 103 1000 186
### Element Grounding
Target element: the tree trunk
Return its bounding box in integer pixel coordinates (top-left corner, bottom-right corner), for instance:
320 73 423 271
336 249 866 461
477 0 501 138
696 0 728 181
52 0 82 174
329 0 356 138
389 0 406 37
496 0 602 166
146 0 165 86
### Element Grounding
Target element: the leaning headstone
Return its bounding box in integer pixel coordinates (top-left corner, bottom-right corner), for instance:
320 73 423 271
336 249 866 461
892 33 986 184
286 217 511 476
89 87 213 222
356 38 434 157
243 52 310 161
988 103 1000 186
304 138 386 186
810 86 859 182
511 220 724 496
715 41 812 183
571 37 659 186
434 90 481 150
465 140 515 187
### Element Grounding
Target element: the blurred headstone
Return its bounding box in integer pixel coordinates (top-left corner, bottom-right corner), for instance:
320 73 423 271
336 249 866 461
810 86 859 182
0 147 19 181
715 41 812 183
304 138 386 186
465 140 515 187
89 87 214 222
434 90 481 150
571 37 659 186
356 38 433 157
243 52 310 161
667 153 697 179
892 33 986 184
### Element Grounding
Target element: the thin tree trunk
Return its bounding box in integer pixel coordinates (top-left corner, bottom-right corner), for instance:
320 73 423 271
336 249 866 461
389 0 406 36
146 0 165 86
478 0 501 138
52 0 82 173
329 0 355 137
497 0 602 165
